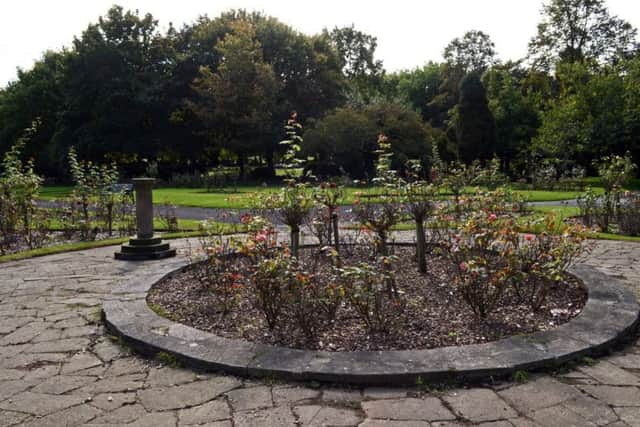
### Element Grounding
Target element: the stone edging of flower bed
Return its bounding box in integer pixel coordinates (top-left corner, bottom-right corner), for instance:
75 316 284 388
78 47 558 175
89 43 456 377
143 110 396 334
103 259 639 386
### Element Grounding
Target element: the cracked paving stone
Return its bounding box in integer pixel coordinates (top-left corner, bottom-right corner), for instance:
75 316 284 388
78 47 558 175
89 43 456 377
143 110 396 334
54 316 89 329
359 420 430 427
61 325 99 339
0 321 51 345
138 377 240 411
145 366 197 387
0 391 85 416
73 365 107 376
476 421 515 427
361 398 456 422
92 339 129 362
60 352 104 374
21 364 60 381
362 387 410 400
234 405 296 427
128 412 178 427
227 386 273 412
31 375 97 394
529 404 597 427
577 361 640 386
0 410 31 427
561 394 619 425
615 406 640 426
294 405 362 426
578 385 640 406
0 317 35 335
178 399 231 425
21 403 103 427
498 377 581 413
2 352 68 369
0 369 24 381
0 379 40 401
443 388 518 422
104 358 149 377
74 373 146 395
27 337 90 353
189 422 232 427
88 403 148 424
88 392 137 410
606 353 640 370
272 386 321 405
322 388 363 403
30 328 63 343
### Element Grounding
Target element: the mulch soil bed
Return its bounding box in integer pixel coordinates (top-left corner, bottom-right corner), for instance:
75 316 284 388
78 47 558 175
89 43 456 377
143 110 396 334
148 246 587 352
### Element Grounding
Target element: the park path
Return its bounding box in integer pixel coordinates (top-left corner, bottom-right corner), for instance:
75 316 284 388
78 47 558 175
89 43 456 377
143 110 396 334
0 236 639 426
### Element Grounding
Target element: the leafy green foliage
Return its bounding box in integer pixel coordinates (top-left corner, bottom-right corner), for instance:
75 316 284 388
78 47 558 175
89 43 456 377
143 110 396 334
340 258 405 333
0 122 44 253
528 0 638 70
443 30 498 73
452 72 496 163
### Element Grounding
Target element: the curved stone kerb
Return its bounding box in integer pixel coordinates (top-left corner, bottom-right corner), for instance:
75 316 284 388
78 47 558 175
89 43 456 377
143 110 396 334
102 262 639 386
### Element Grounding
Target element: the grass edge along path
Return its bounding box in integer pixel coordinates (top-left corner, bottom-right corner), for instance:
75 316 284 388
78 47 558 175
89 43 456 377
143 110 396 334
0 225 243 264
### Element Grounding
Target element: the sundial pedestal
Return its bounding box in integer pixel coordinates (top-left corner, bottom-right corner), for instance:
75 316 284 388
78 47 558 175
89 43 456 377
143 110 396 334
115 178 176 261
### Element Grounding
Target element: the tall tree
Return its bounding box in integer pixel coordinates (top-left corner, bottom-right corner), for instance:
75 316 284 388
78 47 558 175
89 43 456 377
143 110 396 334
443 30 498 73
187 21 278 179
0 50 69 176
528 0 638 70
391 62 443 120
56 5 175 175
326 25 384 104
483 63 541 174
451 72 496 163
173 10 345 175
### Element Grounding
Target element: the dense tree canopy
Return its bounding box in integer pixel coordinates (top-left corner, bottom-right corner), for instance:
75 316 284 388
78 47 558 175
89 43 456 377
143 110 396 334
444 30 498 73
528 0 638 70
0 0 639 182
303 103 436 179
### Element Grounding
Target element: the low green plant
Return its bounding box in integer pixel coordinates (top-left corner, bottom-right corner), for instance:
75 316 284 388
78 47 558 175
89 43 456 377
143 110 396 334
353 133 403 256
155 351 182 368
340 257 405 333
401 160 436 273
445 211 520 317
513 370 529 382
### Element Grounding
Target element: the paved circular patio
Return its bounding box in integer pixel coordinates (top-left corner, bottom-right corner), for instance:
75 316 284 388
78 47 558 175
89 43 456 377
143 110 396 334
1 236 639 426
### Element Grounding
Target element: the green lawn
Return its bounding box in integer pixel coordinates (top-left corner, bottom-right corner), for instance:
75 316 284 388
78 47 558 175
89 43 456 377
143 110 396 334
39 186 390 208
38 184 602 209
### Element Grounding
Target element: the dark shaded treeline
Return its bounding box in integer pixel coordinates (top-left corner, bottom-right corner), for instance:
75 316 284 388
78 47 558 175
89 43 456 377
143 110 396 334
1 1 639 182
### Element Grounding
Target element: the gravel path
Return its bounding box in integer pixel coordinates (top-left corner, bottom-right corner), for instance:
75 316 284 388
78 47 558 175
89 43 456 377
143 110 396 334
0 235 639 426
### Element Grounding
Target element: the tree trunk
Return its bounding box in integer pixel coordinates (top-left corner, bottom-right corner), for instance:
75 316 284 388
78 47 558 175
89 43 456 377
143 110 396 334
416 218 427 273
291 225 300 258
239 153 247 183
377 229 387 256
332 212 340 253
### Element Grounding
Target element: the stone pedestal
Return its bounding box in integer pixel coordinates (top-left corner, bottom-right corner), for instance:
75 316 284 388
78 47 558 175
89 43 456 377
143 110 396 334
115 178 176 261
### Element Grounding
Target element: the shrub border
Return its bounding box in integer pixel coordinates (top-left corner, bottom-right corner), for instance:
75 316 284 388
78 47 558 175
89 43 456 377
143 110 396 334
103 258 639 386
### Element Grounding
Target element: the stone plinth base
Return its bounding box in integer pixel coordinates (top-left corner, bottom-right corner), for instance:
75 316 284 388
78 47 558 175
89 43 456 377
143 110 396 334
115 235 176 261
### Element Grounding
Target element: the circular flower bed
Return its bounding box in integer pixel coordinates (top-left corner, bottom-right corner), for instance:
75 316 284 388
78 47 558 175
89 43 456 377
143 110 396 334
148 244 587 351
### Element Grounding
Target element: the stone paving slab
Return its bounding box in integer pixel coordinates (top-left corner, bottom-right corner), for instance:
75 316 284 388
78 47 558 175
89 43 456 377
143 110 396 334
0 237 638 426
